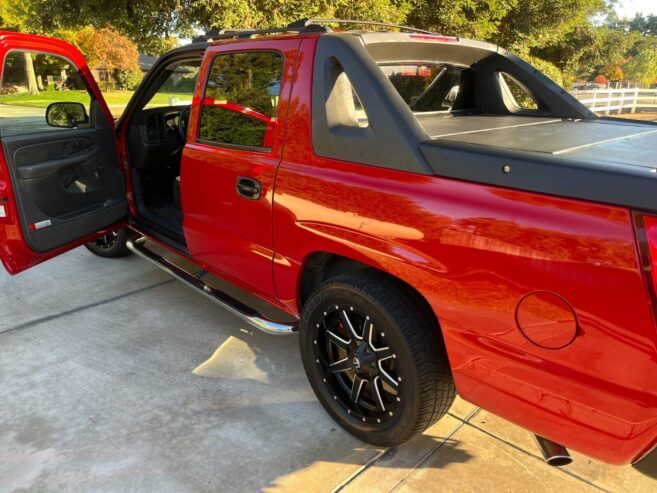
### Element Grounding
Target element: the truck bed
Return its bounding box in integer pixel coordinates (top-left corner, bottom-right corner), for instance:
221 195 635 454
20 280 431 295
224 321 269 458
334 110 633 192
419 114 657 212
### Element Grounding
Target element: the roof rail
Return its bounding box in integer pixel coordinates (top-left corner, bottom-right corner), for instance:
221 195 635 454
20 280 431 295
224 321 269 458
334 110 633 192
190 18 436 44
287 18 436 35
192 23 329 43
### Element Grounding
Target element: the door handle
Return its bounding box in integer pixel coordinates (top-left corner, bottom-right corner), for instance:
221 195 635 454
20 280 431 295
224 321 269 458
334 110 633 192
236 176 261 200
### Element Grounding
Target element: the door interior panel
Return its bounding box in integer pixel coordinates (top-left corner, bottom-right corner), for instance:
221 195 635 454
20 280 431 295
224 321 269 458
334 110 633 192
1 125 127 252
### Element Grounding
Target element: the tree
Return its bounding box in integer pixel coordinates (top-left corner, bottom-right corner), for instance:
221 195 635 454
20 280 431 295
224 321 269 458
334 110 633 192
75 26 140 89
407 0 609 87
5 0 657 90
4 0 195 53
186 0 410 31
141 36 179 57
4 0 409 52
0 0 26 31
406 1 517 40
623 38 657 87
629 14 657 36
114 68 143 90
600 63 624 82
23 52 39 94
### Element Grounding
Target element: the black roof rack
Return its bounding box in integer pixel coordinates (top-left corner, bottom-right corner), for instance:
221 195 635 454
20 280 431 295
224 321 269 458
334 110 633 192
191 18 436 44
192 23 329 43
287 18 436 35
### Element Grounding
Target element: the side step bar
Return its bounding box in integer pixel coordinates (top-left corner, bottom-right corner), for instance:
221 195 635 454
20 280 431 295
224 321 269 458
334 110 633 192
126 237 298 335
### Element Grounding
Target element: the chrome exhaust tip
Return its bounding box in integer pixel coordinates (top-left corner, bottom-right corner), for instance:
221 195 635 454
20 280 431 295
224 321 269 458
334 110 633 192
534 435 573 466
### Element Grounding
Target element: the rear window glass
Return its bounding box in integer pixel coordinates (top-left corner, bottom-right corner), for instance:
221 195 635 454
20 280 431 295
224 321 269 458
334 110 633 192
378 63 470 113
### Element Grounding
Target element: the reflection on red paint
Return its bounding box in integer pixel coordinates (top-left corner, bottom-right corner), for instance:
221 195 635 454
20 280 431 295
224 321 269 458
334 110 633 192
271 37 657 465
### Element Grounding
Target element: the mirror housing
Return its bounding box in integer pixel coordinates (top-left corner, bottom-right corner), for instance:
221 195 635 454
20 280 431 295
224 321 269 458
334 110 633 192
45 102 89 128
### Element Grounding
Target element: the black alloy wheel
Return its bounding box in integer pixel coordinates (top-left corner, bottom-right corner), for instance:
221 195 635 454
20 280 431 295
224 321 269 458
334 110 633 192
84 228 131 258
315 305 402 424
300 271 455 446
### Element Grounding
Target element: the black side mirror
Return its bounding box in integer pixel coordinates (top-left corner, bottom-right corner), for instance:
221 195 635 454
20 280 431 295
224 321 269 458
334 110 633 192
45 102 89 128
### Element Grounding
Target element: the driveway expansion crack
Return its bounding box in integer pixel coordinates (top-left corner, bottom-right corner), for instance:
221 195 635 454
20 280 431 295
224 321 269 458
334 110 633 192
0 279 175 336
332 448 390 493
384 407 482 493
332 408 481 493
458 419 611 493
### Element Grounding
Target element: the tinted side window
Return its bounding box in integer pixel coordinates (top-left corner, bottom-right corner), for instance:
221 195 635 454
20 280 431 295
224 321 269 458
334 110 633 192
198 51 283 149
0 51 91 138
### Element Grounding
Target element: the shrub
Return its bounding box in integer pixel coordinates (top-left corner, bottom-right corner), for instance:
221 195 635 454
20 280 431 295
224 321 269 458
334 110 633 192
115 68 143 90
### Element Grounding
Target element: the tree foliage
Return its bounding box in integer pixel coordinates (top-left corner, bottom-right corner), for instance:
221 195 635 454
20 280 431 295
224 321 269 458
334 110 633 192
623 37 657 86
600 63 624 82
2 0 192 53
0 0 26 31
75 27 140 74
1 0 657 88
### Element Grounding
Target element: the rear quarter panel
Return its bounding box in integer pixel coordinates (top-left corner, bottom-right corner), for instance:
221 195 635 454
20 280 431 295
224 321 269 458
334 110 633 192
272 38 657 465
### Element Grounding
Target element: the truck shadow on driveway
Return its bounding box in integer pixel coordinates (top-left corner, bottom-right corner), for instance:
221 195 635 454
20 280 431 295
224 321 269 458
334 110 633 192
188 328 472 491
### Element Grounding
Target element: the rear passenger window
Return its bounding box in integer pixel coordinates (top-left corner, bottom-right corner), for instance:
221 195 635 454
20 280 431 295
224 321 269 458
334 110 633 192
0 51 91 138
198 51 283 150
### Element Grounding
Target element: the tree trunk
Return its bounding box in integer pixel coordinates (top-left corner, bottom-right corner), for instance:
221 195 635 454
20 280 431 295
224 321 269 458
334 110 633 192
23 52 39 95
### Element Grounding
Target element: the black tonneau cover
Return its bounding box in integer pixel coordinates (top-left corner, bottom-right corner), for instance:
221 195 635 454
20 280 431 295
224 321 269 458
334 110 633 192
420 115 657 212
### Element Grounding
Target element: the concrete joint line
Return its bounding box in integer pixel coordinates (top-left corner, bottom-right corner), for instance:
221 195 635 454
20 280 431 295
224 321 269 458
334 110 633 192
460 419 610 492
385 407 483 493
332 447 390 493
0 279 175 336
333 407 482 493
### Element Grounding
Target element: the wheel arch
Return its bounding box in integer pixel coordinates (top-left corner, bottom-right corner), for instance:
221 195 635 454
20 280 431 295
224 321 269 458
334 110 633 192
298 251 444 343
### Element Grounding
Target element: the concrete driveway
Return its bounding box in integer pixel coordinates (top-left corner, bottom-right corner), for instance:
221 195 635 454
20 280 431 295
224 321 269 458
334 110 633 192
1 248 656 492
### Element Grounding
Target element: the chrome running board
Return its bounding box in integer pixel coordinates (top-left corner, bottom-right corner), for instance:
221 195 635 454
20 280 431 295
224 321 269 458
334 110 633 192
126 237 298 335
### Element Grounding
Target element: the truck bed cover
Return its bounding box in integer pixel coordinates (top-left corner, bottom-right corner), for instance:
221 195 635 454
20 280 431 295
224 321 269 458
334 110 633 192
419 115 657 212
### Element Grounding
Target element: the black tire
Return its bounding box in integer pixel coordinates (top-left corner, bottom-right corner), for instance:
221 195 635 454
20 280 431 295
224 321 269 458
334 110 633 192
300 271 455 446
84 228 131 258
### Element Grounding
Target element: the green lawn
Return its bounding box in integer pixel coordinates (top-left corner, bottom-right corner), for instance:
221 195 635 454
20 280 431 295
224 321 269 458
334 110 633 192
0 90 192 116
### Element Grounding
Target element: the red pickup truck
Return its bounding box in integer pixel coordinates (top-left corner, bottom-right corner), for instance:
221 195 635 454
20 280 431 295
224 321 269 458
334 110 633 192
2 19 657 467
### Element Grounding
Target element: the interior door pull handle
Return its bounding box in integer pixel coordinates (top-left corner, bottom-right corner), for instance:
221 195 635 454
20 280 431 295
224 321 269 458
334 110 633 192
236 176 261 200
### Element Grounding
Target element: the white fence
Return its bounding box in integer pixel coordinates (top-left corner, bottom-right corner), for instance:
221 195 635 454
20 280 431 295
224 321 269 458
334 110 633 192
572 88 657 115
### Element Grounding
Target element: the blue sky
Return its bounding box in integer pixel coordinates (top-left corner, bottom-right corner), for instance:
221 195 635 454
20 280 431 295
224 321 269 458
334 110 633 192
615 0 656 18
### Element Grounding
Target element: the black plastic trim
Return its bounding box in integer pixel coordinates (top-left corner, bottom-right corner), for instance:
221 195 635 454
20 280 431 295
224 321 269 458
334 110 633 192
420 138 657 213
311 34 432 174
